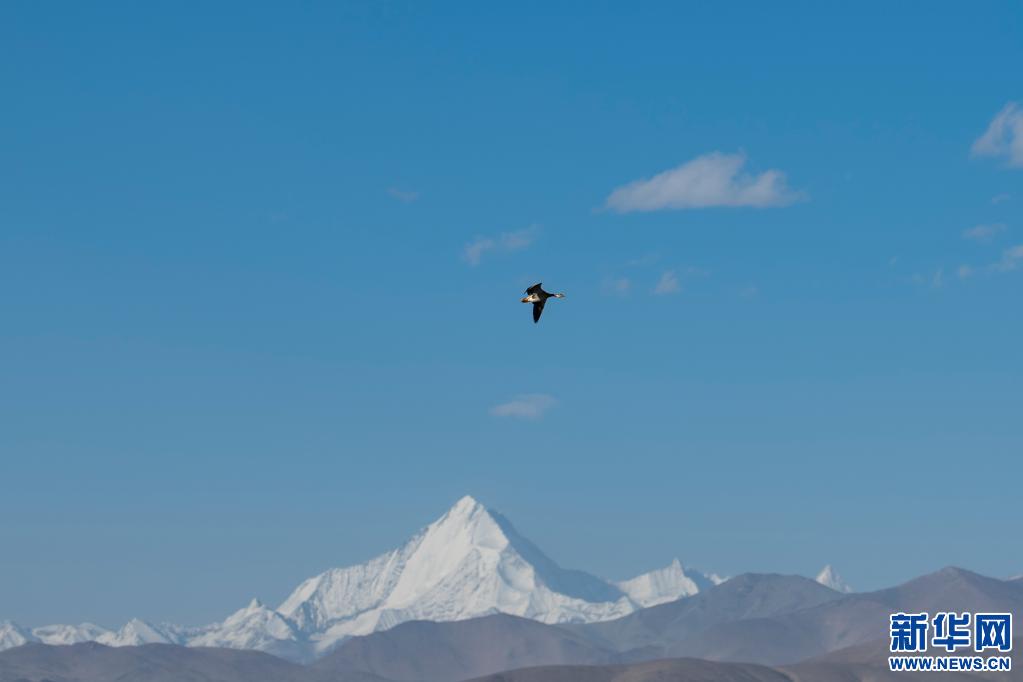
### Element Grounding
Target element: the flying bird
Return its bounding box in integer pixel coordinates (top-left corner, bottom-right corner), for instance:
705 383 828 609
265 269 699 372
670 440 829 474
521 283 565 323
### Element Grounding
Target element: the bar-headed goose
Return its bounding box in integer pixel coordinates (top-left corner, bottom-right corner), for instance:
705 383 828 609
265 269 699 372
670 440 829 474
521 282 565 323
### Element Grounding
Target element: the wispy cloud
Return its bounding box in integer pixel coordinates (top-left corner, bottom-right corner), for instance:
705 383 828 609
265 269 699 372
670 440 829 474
625 252 660 268
653 270 681 295
963 223 1007 242
387 187 420 203
955 245 1023 279
605 152 804 212
463 225 539 266
910 268 945 290
490 394 557 419
991 193 1012 204
602 276 632 296
992 244 1023 272
972 102 1023 167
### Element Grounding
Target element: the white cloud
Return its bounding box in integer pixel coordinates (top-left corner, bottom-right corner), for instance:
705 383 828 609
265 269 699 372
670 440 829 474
605 152 804 212
463 225 539 266
602 277 632 296
653 270 681 295
387 187 420 203
490 394 557 419
962 223 1007 242
971 102 1023 167
992 244 1023 272
910 268 945 289
957 244 1023 278
463 237 495 266
991 193 1012 204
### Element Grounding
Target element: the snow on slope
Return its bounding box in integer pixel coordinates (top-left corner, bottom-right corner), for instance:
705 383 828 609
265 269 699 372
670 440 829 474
616 558 724 607
96 618 179 646
815 564 853 593
33 623 110 645
0 495 725 660
0 621 37 649
276 495 640 655
188 599 307 661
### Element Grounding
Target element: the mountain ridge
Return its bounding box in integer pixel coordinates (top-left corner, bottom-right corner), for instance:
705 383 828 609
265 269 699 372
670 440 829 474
0 495 721 662
3 566 1020 682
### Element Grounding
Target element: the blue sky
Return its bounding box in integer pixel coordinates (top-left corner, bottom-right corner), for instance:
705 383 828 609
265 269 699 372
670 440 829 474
1 2 1021 628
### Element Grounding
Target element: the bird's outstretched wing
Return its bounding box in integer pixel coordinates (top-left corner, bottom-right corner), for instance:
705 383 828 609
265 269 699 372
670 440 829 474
525 282 543 295
532 300 545 323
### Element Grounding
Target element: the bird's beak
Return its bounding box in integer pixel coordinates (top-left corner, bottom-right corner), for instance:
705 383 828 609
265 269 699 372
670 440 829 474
521 297 529 303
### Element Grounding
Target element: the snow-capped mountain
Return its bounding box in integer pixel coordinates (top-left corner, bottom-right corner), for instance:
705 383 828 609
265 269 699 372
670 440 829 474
33 623 110 645
188 599 305 661
96 618 178 647
0 621 36 650
1 621 113 649
0 495 723 661
275 495 643 655
815 564 853 593
615 558 725 607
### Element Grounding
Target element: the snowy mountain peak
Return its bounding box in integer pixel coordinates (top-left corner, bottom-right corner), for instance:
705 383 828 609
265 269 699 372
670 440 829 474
97 618 176 647
815 564 852 593
273 496 641 655
427 495 491 536
0 621 37 649
615 558 720 607
450 494 486 515
1 495 725 662
188 597 305 660
32 623 111 646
